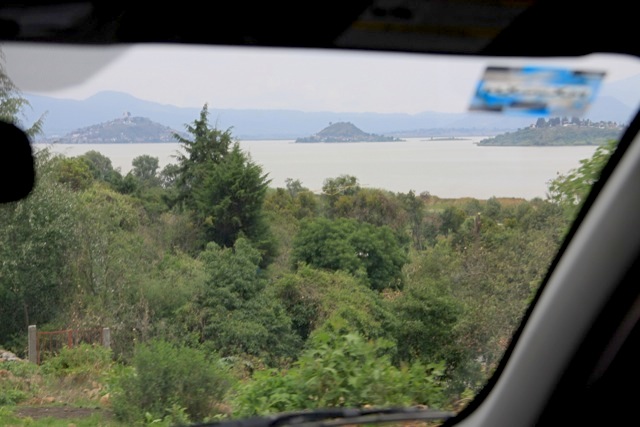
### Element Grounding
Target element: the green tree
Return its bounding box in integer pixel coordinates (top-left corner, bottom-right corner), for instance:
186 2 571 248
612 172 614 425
128 154 170 217
195 144 271 248
417 203 562 382
333 187 407 232
272 264 395 341
291 218 407 291
131 154 160 185
175 104 273 259
185 238 300 362
174 103 232 208
51 156 93 191
390 278 463 369
547 139 617 220
114 172 139 194
78 150 116 180
0 152 80 342
159 162 180 189
285 178 305 197
322 174 360 197
61 182 186 360
265 184 319 222
439 205 466 236
399 190 426 250
322 174 360 215
484 197 502 220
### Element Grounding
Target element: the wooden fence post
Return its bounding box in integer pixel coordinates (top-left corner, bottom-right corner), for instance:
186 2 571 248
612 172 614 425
28 325 37 364
102 328 111 349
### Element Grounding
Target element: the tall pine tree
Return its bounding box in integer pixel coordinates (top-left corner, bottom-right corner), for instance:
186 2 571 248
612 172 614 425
174 104 275 262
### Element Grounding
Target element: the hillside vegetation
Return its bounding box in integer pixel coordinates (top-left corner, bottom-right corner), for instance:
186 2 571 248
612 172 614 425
0 104 616 426
478 117 623 146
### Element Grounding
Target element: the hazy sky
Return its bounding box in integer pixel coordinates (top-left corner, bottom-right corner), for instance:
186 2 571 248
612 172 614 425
3 43 640 114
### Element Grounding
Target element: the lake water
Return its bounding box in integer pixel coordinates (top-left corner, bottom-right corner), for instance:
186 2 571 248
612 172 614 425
35 137 598 200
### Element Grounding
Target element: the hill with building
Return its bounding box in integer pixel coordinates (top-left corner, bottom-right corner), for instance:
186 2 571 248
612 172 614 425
478 117 625 146
43 112 182 143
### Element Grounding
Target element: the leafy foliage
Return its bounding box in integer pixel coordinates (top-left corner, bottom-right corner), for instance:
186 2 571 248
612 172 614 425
196 143 271 248
131 154 160 185
0 127 582 420
272 265 395 341
332 187 407 232
185 238 301 363
51 156 94 191
390 279 463 368
233 326 446 417
322 174 360 215
547 139 618 219
0 152 80 342
111 339 232 423
398 190 427 250
291 217 408 291
78 150 124 186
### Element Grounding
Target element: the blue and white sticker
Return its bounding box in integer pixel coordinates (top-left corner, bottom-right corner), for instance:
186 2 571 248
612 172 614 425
470 66 605 116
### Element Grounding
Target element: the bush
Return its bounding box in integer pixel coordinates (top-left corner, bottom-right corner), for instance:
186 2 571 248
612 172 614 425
112 340 233 424
40 343 112 382
234 326 446 417
272 265 395 342
0 388 27 406
0 361 40 406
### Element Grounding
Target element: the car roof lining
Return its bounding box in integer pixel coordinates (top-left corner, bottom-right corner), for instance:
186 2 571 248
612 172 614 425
1 1 639 58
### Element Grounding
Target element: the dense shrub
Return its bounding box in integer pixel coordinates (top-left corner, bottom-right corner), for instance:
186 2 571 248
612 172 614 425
111 339 233 424
291 218 407 291
40 343 112 382
272 265 395 341
234 326 445 417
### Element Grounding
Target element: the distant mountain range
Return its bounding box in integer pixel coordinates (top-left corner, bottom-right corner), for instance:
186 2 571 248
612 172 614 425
21 74 639 141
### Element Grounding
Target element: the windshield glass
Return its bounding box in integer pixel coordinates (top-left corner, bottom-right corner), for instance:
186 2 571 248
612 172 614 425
1 43 639 425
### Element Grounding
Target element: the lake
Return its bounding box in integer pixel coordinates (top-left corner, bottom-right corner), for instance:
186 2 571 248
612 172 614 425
35 137 598 200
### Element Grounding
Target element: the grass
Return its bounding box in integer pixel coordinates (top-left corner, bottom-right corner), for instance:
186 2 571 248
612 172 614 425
0 344 118 426
0 406 122 427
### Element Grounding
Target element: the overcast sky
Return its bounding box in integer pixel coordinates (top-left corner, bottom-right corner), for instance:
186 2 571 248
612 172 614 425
3 43 640 114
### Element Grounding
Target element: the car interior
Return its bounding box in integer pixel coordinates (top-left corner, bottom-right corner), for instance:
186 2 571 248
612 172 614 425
1 1 639 426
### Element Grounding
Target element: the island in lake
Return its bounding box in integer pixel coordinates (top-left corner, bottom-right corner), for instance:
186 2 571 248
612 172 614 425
478 117 625 146
295 122 402 143
42 112 183 144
